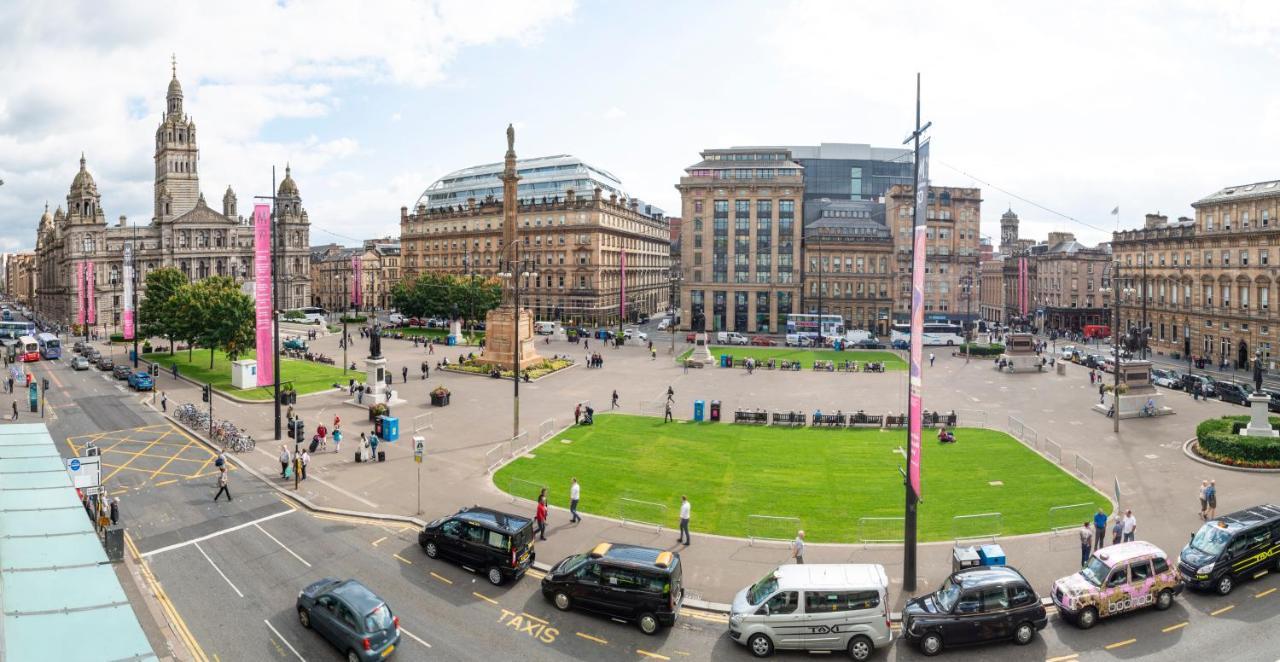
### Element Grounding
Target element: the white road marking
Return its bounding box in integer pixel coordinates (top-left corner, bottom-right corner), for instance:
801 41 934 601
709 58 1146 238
255 523 311 567
194 542 243 598
400 627 432 648
140 508 295 558
255 447 379 507
264 619 307 661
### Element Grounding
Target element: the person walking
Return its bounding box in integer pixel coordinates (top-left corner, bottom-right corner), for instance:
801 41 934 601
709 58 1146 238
1110 514 1123 545
1122 509 1137 542
569 478 581 523
279 445 291 477
214 451 226 471
667 386 675 403
109 497 120 526
213 468 231 502
160 391 168 413
651 347 657 360
677 495 691 545
929 352 936 367
402 366 408 383
1205 480 1217 519
535 495 548 541
369 433 380 461
574 403 581 425
10 400 17 421
333 426 343 454
611 390 619 409
1093 508 1107 551
1099 382 1106 404
664 400 673 423
1198 480 1209 519
317 423 328 451
421 361 428 380
1079 522 1093 566
791 530 806 564
301 449 310 480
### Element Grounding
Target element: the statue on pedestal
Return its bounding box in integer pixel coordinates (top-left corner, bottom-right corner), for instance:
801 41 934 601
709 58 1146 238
1254 351 1264 393
369 324 382 360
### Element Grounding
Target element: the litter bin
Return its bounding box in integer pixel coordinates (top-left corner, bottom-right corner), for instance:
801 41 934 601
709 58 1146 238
380 416 400 442
951 545 981 574
1056 362 1066 376
693 399 705 422
720 354 731 368
447 335 457 346
710 400 721 422
373 416 383 438
103 524 125 562
978 544 1006 566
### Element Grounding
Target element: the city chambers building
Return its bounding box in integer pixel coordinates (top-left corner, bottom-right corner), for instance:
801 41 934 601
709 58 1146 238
34 65 311 330
399 155 670 326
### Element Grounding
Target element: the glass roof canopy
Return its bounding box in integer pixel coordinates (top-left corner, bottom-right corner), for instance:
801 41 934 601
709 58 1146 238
415 154 629 211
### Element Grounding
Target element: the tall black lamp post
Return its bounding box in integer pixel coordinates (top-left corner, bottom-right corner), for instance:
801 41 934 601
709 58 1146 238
497 242 537 442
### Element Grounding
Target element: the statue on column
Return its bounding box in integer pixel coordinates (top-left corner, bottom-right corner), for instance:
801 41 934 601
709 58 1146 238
369 323 382 360
1254 350 1264 393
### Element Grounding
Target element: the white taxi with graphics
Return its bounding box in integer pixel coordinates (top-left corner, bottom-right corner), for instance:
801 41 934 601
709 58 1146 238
1051 541 1183 629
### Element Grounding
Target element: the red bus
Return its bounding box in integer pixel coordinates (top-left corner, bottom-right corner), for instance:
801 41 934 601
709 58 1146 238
16 335 41 362
1083 325 1111 339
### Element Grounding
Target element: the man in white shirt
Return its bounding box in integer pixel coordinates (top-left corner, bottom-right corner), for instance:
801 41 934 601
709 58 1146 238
792 530 806 564
569 478 581 523
1122 509 1137 542
678 496 691 545
1078 522 1093 567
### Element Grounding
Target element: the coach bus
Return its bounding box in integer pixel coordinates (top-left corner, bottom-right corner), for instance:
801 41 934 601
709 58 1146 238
890 322 965 346
16 335 41 362
785 314 845 341
0 320 37 341
36 332 61 360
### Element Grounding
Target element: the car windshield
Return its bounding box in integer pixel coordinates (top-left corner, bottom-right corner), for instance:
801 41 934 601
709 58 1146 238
1080 556 1110 586
1190 523 1232 556
559 553 589 574
746 575 779 606
935 577 962 612
365 603 394 632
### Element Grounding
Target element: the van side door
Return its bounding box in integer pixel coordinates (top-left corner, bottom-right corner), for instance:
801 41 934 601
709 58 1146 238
757 591 803 649
1229 527 1274 577
802 589 882 651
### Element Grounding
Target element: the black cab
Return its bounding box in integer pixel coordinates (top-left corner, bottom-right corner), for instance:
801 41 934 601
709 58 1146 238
542 542 684 635
1214 381 1253 405
902 566 1047 657
1179 504 1280 595
418 506 535 586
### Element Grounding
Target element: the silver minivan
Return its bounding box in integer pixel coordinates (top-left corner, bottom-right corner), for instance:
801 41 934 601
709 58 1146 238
729 564 892 660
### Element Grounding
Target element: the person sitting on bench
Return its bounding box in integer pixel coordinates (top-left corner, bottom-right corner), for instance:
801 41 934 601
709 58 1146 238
938 426 956 443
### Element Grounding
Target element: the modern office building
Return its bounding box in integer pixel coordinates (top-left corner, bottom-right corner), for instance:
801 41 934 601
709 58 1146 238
785 143 913 207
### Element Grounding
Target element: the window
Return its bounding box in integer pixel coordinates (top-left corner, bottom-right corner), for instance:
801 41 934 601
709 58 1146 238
1152 556 1169 574
760 591 799 615
1106 568 1129 588
804 590 881 613
980 586 1009 612
1130 560 1153 582
441 520 462 537
955 591 981 614
1265 250 1271 266
1223 250 1231 266
1241 250 1249 266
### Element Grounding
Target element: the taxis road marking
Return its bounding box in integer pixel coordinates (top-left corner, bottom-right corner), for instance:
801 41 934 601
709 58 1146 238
126 533 210 662
520 612 548 624
1105 639 1136 650
400 626 432 648
680 609 728 623
526 569 546 579
429 571 452 584
393 554 413 565
1257 588 1277 598
263 619 306 661
1162 621 1188 633
1045 655 1079 662
371 536 388 546
473 592 499 605
575 632 607 645
1210 604 1235 616
637 651 671 660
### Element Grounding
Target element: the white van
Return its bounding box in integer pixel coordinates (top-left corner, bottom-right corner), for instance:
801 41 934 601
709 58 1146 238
534 321 557 335
717 331 749 345
657 318 671 331
729 564 891 660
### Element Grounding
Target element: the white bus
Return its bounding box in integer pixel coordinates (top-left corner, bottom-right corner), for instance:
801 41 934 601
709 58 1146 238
288 307 328 324
785 314 844 341
17 335 41 362
890 322 965 346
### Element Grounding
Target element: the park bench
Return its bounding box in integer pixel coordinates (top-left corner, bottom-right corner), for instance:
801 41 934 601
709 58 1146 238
812 413 846 427
884 414 907 427
734 409 769 425
772 411 806 426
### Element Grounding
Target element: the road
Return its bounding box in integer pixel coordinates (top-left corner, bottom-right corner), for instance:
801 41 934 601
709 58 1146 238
30 338 1280 661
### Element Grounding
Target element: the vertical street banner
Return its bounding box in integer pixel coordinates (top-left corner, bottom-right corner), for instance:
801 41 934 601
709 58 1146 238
122 243 135 340
75 261 85 327
619 250 626 322
1019 257 1029 317
253 204 273 386
85 261 96 326
350 255 359 308
908 140 930 499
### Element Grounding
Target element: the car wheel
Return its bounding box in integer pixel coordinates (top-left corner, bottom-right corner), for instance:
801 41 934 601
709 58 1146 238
1217 574 1234 595
919 631 943 656
297 608 310 629
1156 589 1174 610
1077 606 1098 629
424 542 438 558
553 591 572 611
747 633 774 658
637 612 660 635
487 567 504 586
847 634 874 660
1014 621 1035 645
346 651 360 662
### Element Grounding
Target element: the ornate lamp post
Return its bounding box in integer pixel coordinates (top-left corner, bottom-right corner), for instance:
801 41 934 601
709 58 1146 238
1100 260 1135 433
497 242 537 442
668 266 682 355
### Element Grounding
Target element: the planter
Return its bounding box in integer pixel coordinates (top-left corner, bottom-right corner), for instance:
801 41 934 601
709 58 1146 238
431 392 451 407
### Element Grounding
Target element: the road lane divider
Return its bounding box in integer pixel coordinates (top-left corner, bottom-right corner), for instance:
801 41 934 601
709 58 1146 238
1104 639 1136 650
429 571 452 584
254 523 312 567
1257 588 1276 598
1162 621 1188 633
194 542 244 598
394 554 414 565
637 650 671 660
1045 655 1079 662
576 632 607 645
263 619 307 661
1210 604 1235 616
399 627 432 648
473 592 499 605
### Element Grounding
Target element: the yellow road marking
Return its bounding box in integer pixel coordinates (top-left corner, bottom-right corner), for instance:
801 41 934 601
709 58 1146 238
1210 605 1234 616
526 569 546 579
430 571 453 584
520 612 548 624
393 554 413 565
473 592 499 605
1257 588 1276 598
1162 622 1188 633
575 632 607 645
1045 655 1079 662
674 653 691 658
154 479 178 487
310 512 412 531
371 536 387 547
680 610 728 623
125 533 210 662
1105 639 1136 650
637 651 671 661
147 438 196 479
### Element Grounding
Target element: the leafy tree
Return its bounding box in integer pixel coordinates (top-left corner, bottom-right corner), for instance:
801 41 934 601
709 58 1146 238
391 273 503 323
168 283 206 362
138 267 186 354
193 277 254 367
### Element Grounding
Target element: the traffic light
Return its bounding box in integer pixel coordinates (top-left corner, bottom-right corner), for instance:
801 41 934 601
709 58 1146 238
293 419 306 445
41 378 49 392
201 384 210 402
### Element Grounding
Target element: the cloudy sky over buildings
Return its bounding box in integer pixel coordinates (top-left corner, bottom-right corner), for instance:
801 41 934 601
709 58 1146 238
2 0 1279 252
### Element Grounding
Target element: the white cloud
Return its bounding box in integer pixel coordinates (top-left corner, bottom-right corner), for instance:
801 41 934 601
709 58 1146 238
603 106 627 120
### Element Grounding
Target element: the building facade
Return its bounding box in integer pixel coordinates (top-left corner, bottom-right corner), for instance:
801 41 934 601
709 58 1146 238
309 239 401 313
801 200 894 334
678 147 803 333
1033 232 1111 332
885 184 983 321
783 143 913 206
979 258 1005 324
5 252 36 306
33 66 311 331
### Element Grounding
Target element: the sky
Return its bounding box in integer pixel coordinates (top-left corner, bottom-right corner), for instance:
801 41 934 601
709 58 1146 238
3 0 1280 254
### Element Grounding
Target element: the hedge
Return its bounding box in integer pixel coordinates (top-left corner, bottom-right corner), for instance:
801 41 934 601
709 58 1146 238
961 343 1004 357
109 333 125 343
1195 416 1280 468
341 316 368 324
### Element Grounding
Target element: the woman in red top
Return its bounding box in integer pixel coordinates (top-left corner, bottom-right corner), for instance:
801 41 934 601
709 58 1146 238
535 496 548 541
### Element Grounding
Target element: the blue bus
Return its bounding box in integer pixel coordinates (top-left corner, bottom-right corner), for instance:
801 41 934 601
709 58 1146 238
37 333 61 360
0 320 36 340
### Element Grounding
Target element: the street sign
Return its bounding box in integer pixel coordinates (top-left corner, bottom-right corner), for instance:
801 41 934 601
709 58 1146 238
413 435 425 464
65 455 101 490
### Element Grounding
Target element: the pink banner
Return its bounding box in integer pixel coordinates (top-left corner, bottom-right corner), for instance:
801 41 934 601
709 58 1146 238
123 243 135 340
352 255 363 308
76 262 85 326
619 250 626 322
907 140 929 500
1018 257 1028 317
86 261 96 325
254 204 274 387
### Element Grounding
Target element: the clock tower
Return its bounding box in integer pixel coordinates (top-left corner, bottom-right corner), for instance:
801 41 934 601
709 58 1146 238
999 208 1019 256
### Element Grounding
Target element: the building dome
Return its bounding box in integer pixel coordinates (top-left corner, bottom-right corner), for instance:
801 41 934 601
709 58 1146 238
71 154 96 192
167 75 183 99
39 203 52 225
277 165 299 197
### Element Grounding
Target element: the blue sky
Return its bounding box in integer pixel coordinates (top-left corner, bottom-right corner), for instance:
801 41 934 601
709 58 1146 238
3 0 1280 254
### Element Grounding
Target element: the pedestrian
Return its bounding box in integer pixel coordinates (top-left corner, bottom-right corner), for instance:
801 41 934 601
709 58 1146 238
110 497 120 526
1205 480 1217 519
370 433 379 460
664 400 673 423
1198 480 1209 519
1079 521 1093 566
333 426 343 454
1110 513 1123 545
683 360 689 375
667 386 675 403
428 343 434 355
10 400 17 421
402 366 408 383
161 391 167 413
678 495 691 545
574 403 581 425
421 361 428 380
929 352 935 367
317 423 328 450
569 478 581 523
1193 382 1200 401
611 390 619 409
287 404 295 422
356 384 364 404
301 449 310 480
651 347 656 360
385 388 392 403
1099 383 1106 404
791 530 806 564
1093 508 1107 551
535 495 548 540
279 445 291 478
1122 509 1137 542
213 468 231 501
214 450 226 471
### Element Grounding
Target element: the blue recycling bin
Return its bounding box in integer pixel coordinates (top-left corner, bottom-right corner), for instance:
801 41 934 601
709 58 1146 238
446 335 458 346
130 349 137 362
720 354 731 368
693 400 705 422
379 416 400 442
978 544 1006 566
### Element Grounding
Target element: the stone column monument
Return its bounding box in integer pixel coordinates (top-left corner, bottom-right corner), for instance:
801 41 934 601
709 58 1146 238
1243 352 1277 437
349 323 402 408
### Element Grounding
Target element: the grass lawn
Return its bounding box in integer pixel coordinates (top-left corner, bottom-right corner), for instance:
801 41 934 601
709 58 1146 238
143 349 348 401
677 345 906 370
495 414 1108 543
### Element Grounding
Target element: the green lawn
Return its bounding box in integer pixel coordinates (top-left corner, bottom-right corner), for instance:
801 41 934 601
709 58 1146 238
495 414 1108 543
677 345 906 370
143 349 348 401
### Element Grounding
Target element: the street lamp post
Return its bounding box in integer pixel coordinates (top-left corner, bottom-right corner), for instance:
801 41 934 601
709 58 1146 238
498 242 537 442
668 267 682 355
1101 261 1134 434
960 275 973 361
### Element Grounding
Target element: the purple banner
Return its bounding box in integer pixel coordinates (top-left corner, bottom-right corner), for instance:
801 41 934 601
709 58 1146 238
254 204 273 386
123 243 135 340
76 262 85 326
352 255 363 308
620 250 626 322
86 261 96 325
908 140 930 499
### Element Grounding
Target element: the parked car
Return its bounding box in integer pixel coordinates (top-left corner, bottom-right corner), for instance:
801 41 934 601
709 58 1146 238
855 339 887 350
750 336 777 347
387 312 406 325
1151 368 1181 389
1263 389 1280 413
1059 345 1077 360
657 319 671 331
892 339 910 350
73 341 85 354
1052 541 1182 629
112 364 132 380
786 334 817 347
128 371 154 391
685 332 698 343
96 357 114 371
903 566 1047 656
1183 373 1216 395
1179 504 1280 595
296 578 400 661
1214 381 1253 405
83 347 101 361
624 328 648 342
542 542 683 635
283 337 308 351
418 506 535 586
717 331 749 345
729 564 891 660
70 356 91 370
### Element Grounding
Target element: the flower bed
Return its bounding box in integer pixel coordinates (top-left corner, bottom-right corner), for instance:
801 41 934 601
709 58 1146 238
447 358 573 380
1194 416 1280 468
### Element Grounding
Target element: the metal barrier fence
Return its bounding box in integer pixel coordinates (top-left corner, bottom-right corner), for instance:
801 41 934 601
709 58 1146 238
509 431 530 458
484 443 506 474
639 399 667 417
1043 438 1063 464
506 477 546 505
1074 454 1095 484
619 497 668 532
538 418 557 442
951 512 1004 544
955 409 987 428
1007 415 1025 439
747 514 803 546
1022 426 1040 451
856 517 905 545
1048 502 1096 533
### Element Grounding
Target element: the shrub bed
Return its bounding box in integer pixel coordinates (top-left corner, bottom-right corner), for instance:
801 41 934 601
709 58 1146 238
1195 416 1280 468
447 358 573 380
961 343 1004 357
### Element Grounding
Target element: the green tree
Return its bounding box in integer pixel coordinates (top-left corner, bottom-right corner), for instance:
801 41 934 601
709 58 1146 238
168 282 206 362
194 277 254 368
138 267 187 354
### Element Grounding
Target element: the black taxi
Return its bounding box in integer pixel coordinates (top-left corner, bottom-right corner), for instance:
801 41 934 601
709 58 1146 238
902 566 1047 656
418 506 535 586
1180 503 1280 595
542 542 684 635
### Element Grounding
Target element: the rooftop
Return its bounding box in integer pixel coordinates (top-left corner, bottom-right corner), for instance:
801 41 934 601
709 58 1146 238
1194 179 1280 206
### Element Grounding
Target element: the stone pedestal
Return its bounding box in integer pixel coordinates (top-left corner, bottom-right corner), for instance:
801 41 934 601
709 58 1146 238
476 305 542 370
691 332 714 364
346 356 404 408
1242 393 1278 437
1090 360 1174 419
998 332 1045 373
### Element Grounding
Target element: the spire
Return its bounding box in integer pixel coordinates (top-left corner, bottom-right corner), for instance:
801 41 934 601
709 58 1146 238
80 152 86 171
171 53 177 79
